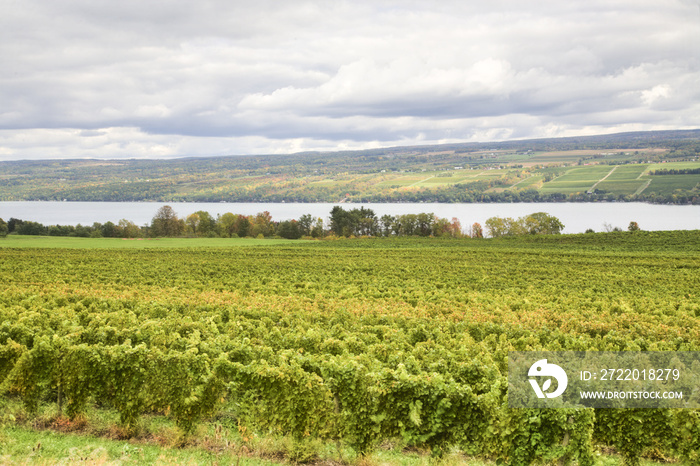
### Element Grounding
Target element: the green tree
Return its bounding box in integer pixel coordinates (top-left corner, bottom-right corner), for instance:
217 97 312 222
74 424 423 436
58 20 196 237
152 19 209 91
278 220 302 239
416 212 434 236
73 224 92 237
486 213 563 237
485 216 516 238
251 211 274 237
310 217 325 238
100 221 118 238
357 216 378 236
150 205 183 237
298 214 314 236
521 212 564 235
235 215 251 237
628 221 640 232
330 206 352 236
185 213 201 236
379 214 395 237
0 218 8 237
193 210 216 237
217 212 237 237
7 218 22 233
17 220 47 236
48 225 73 236
396 214 418 236
329 206 377 236
185 211 216 237
118 219 141 238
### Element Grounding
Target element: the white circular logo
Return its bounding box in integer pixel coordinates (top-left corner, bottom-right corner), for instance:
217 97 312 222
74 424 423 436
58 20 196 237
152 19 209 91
528 359 568 399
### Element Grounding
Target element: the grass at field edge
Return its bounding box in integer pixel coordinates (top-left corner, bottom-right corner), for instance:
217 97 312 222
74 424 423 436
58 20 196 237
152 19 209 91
0 235 310 249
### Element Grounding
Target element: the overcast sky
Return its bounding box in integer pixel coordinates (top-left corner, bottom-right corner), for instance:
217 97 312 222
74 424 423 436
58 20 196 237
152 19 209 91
1 0 699 160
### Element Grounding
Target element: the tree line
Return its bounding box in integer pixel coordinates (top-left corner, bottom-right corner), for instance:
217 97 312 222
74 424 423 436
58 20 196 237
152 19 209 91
0 206 566 239
650 167 700 175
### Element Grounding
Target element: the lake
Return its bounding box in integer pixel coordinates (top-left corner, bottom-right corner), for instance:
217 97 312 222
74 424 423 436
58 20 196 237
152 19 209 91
1 201 699 234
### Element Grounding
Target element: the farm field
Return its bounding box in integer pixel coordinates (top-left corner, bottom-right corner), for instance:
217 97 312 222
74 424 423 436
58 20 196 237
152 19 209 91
1 129 698 204
540 165 616 193
644 174 700 196
537 161 699 198
375 170 490 188
1 232 700 464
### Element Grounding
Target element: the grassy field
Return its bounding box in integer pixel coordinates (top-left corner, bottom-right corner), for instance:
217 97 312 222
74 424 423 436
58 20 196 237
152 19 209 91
0 425 284 466
0 235 307 249
0 425 669 465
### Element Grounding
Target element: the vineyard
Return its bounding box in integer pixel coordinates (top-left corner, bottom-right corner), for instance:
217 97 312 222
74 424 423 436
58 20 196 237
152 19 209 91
1 231 700 464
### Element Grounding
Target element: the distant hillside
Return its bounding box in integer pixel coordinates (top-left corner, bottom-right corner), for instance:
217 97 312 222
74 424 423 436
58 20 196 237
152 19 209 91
1 129 699 204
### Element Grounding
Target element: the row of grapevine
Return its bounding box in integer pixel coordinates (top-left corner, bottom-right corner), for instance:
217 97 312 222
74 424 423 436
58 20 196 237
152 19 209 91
2 317 699 463
1 232 700 463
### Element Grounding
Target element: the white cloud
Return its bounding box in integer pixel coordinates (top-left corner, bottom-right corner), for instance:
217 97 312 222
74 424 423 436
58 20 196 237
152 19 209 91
0 0 698 160
641 85 671 106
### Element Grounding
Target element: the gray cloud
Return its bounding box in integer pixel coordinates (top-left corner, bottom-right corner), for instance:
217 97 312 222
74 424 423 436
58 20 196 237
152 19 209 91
1 0 698 159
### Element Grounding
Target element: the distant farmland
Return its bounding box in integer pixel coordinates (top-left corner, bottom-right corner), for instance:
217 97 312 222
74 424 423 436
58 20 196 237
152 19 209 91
0 130 698 203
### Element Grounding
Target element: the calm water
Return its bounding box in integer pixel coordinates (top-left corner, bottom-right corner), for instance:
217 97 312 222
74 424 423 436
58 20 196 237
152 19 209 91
1 201 699 234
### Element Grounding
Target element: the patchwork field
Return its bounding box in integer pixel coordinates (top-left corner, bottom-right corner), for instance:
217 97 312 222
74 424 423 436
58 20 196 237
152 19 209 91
540 165 615 193
2 130 698 204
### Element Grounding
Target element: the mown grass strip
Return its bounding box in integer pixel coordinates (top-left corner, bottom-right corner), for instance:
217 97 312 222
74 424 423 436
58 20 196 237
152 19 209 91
0 235 309 249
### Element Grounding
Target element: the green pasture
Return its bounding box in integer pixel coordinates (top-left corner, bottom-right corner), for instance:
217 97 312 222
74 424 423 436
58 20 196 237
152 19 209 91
0 425 669 466
0 425 281 466
0 235 307 249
